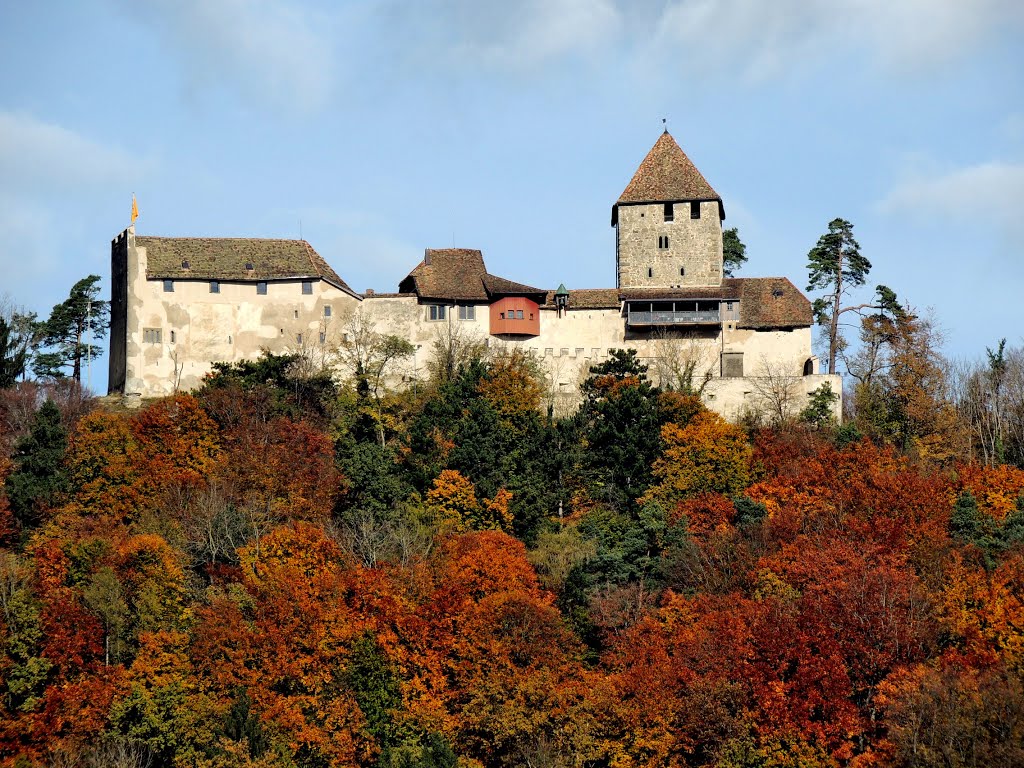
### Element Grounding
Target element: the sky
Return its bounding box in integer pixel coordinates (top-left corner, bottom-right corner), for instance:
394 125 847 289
1 0 1022 394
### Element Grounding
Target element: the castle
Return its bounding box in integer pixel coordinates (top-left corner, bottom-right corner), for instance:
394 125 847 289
108 132 841 420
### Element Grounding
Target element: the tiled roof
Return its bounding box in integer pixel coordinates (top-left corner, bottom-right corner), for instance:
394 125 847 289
138 236 357 296
540 288 621 309
398 248 544 302
613 131 724 223
729 277 812 329
620 285 740 301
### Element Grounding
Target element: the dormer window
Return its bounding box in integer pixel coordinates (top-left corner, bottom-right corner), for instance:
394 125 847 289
181 259 190 269
244 261 254 271
690 201 700 219
664 202 674 222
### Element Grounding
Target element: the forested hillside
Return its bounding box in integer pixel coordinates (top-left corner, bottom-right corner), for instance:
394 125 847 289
2 345 1024 768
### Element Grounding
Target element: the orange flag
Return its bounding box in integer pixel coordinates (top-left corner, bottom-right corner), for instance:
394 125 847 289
131 194 139 224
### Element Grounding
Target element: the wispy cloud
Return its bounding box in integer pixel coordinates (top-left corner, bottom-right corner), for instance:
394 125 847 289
116 0 335 112
0 111 140 193
879 161 1024 239
652 0 1024 80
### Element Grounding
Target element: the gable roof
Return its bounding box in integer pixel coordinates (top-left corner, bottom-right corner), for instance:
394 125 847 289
398 248 544 302
138 236 358 297
612 131 724 224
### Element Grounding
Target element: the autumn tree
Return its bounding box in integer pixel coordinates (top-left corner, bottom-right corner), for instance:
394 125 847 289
32 275 109 383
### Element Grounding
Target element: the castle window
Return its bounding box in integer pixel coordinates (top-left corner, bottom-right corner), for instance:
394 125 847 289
257 281 267 295
163 279 174 292
319 331 326 343
143 328 162 344
296 333 303 345
294 310 299 319
648 267 653 278
680 267 685 276
170 330 176 343
324 305 331 318
209 281 220 293
664 202 674 222
429 305 446 321
458 305 475 321
657 235 669 249
302 281 313 294
690 201 700 219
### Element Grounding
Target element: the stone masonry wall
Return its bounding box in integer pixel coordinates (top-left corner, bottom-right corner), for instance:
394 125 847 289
616 201 723 289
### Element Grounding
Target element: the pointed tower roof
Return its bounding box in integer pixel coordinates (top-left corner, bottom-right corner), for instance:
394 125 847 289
612 131 724 224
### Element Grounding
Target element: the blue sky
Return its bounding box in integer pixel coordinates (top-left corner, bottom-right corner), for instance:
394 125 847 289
1 0 1022 392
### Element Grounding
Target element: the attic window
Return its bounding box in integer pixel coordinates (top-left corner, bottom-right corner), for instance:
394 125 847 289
690 201 700 219
772 288 785 298
244 261 254 271
664 202 674 222
302 281 313 294
257 281 267 295
181 259 190 269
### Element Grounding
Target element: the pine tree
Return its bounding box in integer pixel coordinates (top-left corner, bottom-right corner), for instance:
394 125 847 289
5 400 68 527
33 275 109 382
722 227 747 277
806 218 871 374
0 315 27 388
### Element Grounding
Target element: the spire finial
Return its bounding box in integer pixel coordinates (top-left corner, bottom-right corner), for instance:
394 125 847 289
662 117 667 133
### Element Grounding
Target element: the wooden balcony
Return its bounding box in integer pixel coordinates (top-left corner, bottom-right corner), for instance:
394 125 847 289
625 300 721 327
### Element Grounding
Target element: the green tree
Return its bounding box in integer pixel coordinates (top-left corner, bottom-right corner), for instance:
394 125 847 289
33 275 109 382
5 400 68 527
0 315 28 388
806 218 871 375
722 227 747 277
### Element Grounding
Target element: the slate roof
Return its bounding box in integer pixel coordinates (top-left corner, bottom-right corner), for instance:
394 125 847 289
138 236 357 296
612 131 725 224
398 249 545 302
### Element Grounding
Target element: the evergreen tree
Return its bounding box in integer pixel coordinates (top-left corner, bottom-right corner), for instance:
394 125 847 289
5 400 68 527
33 275 109 382
806 218 871 375
0 315 28 388
722 227 747 277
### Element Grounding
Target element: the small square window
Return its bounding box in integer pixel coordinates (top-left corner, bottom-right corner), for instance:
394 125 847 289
163 279 174 292
324 305 331 318
690 201 700 219
302 281 313 294
209 281 220 293
429 305 446 321
257 281 267 295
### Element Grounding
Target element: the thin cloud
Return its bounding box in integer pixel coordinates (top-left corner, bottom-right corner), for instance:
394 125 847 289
117 0 335 113
879 161 1024 238
652 0 1024 80
0 111 140 193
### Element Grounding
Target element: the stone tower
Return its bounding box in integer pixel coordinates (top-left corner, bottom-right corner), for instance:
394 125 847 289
612 131 725 289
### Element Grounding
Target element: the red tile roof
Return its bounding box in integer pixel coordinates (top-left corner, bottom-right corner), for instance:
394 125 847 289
613 131 724 224
398 248 544 302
